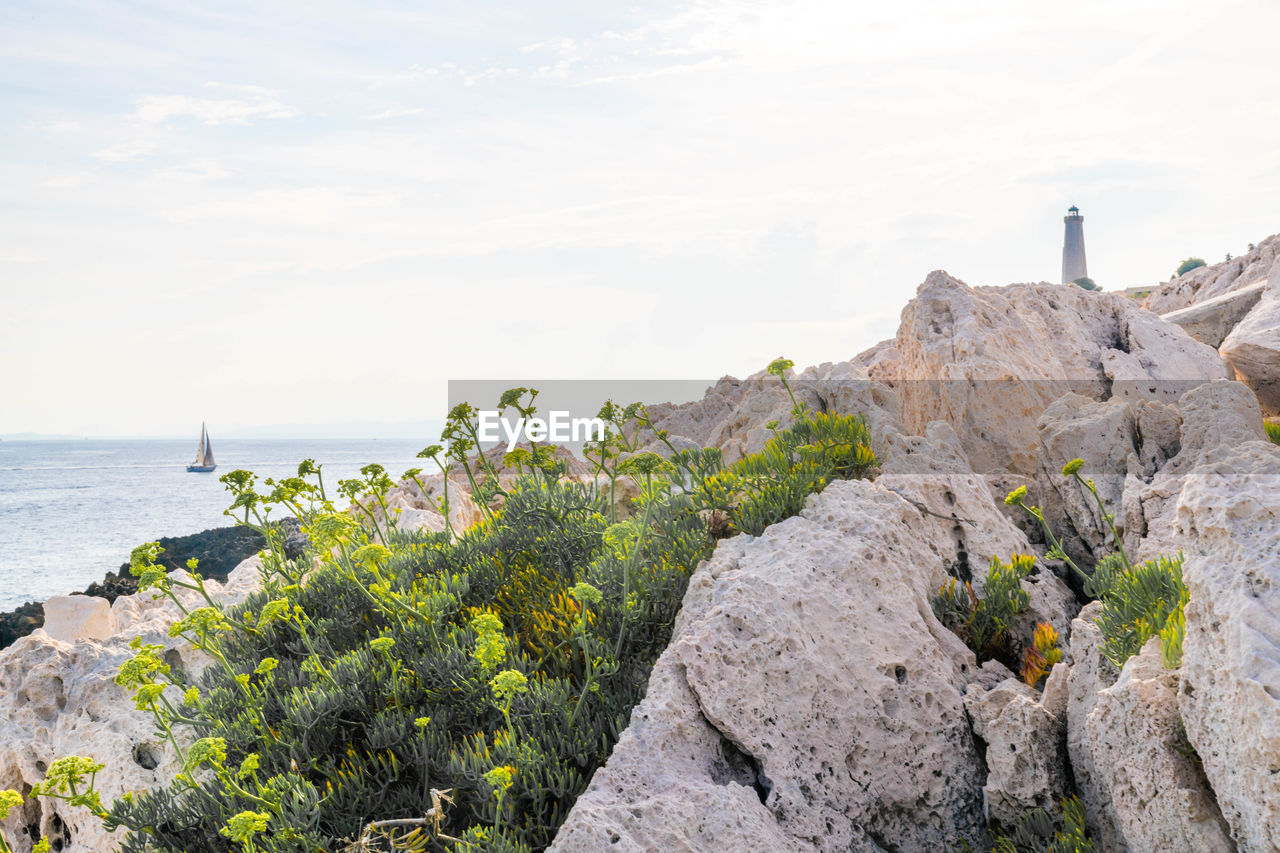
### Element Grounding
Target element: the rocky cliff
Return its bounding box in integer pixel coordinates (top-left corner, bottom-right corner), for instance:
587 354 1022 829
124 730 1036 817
1 270 1276 853
554 272 1278 852
1145 237 1280 417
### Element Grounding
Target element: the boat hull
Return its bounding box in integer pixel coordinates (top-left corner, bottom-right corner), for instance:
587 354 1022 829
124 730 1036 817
186 465 217 473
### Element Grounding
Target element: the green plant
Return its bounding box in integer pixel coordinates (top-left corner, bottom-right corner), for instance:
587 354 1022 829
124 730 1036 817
679 361 877 536
1071 277 1099 291
28 362 876 852
933 554 1034 664
1265 421 1280 445
951 796 1094 853
1006 460 1188 669
991 796 1094 852
1091 553 1188 668
1176 257 1207 276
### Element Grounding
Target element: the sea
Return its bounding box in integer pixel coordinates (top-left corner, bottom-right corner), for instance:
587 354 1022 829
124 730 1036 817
0 438 433 611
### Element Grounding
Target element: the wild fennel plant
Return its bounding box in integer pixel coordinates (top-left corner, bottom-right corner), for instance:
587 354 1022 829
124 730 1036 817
9 363 877 853
1006 460 1188 668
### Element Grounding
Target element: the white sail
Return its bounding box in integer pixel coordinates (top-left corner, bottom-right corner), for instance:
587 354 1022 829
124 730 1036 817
189 422 215 470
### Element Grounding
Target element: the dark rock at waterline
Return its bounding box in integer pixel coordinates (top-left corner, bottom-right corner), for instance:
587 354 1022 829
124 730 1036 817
0 600 43 650
0 519 307 650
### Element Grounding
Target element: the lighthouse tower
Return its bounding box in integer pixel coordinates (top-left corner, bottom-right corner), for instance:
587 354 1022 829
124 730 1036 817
1062 205 1088 284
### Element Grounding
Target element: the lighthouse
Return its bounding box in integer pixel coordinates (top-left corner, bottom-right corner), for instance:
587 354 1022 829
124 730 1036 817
1062 205 1088 284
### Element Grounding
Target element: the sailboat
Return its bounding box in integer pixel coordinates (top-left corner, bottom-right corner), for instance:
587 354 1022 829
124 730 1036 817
187 422 217 472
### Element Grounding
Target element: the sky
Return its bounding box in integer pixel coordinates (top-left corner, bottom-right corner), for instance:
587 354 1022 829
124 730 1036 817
2 0 1278 437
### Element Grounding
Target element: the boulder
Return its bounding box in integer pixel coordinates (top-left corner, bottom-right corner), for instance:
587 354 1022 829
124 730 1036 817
40 596 113 643
642 375 797 464
643 361 903 470
1143 234 1279 315
963 677 1067 825
1077 635 1234 852
1128 380 1266 562
1066 602 1125 850
876 421 1077 650
892 272 1227 485
1220 258 1280 416
0 557 263 853
547 537 795 852
1176 440 1280 850
1034 395 1141 568
553 477 992 852
1162 280 1267 348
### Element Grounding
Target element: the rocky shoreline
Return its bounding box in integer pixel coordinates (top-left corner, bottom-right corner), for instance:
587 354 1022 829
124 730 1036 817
0 249 1277 852
0 520 305 650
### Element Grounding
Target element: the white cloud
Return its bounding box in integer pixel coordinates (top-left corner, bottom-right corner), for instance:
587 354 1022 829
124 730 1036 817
3 0 1280 435
92 136 161 163
363 107 424 120
132 83 299 126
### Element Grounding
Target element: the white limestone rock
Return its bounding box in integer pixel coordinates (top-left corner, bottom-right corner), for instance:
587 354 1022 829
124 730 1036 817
963 677 1067 825
553 477 993 852
1082 636 1234 853
1220 257 1280 416
1034 395 1142 568
1129 380 1266 562
893 272 1228 483
40 596 114 643
547 537 794 852
1066 602 1125 850
643 361 903 470
642 375 798 465
877 421 1077 650
1143 234 1279 315
1175 440 1280 850
1162 280 1267 349
0 560 262 853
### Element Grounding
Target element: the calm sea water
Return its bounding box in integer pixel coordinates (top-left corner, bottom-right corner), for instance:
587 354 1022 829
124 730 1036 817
0 439 432 611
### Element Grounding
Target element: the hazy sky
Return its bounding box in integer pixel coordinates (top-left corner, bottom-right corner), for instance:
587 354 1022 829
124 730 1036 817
3 0 1278 436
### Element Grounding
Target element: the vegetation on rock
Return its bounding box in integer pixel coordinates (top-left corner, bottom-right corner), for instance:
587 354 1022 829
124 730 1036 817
1020 622 1063 688
1175 257 1207 276
953 796 1093 853
2 363 876 852
990 796 1093 853
933 554 1034 667
1006 460 1188 669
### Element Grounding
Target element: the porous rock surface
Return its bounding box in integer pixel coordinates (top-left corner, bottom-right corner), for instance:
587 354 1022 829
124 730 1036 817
1068 612 1234 852
1125 380 1267 563
1144 234 1279 316
1220 257 1280 416
963 677 1067 826
892 273 1228 484
0 559 263 853
553 477 989 852
552 411 1082 852
1176 440 1280 850
1162 280 1267 349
